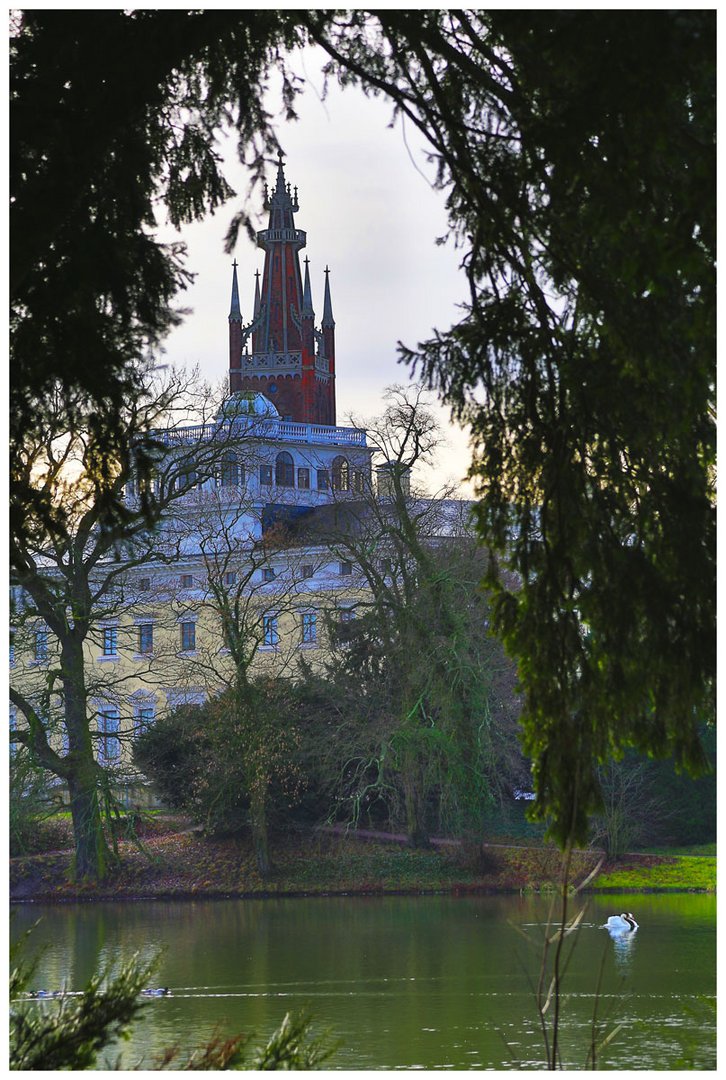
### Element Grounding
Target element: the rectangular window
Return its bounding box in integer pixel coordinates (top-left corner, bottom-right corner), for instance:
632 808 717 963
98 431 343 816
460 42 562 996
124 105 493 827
10 631 15 665
262 615 279 647
137 623 153 654
176 470 197 492
317 468 330 491
102 626 118 657
220 456 239 487
297 467 310 490
180 621 196 652
34 630 49 661
260 464 273 486
301 612 317 644
340 561 353 577
301 564 314 580
353 470 366 493
339 608 354 624
224 571 237 586
262 567 276 582
139 577 151 592
135 706 155 734
181 574 194 588
97 707 120 764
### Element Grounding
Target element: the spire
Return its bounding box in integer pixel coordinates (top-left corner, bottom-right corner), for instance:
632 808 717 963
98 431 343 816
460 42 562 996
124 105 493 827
302 257 314 317
322 265 335 328
229 259 241 322
253 270 261 318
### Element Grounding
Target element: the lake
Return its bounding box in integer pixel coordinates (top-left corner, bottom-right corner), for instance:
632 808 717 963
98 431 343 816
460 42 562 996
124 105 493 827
11 892 715 1070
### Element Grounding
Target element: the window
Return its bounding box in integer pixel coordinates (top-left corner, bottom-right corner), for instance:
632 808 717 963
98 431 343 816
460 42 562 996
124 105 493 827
181 574 194 588
102 626 118 657
224 571 237 586
301 612 317 644
135 705 155 734
332 456 350 492
97 707 120 764
301 564 314 580
338 608 355 642
180 621 196 652
380 557 392 574
317 468 330 491
262 567 276 582
139 577 151 592
275 451 295 487
260 464 273 486
137 623 153 655
262 615 279 647
10 631 15 665
353 470 366 494
297 467 310 490
176 470 197 492
34 630 49 661
220 455 240 487
339 561 353 577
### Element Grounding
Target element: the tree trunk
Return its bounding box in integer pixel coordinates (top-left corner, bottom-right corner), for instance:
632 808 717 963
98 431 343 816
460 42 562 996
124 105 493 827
402 750 431 849
62 646 112 882
67 768 110 881
250 786 270 879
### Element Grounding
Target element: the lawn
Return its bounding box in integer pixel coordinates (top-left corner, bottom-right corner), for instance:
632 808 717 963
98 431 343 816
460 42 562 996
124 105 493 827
594 853 716 891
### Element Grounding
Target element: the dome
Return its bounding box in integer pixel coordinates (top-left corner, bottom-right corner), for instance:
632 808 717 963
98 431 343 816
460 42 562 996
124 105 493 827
216 391 280 422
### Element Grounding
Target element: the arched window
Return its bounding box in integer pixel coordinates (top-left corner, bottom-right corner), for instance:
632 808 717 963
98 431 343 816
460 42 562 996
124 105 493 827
332 456 349 492
275 451 295 487
220 454 239 487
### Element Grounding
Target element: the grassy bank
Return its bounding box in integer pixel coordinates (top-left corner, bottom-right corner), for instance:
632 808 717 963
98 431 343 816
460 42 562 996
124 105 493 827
9 817 716 901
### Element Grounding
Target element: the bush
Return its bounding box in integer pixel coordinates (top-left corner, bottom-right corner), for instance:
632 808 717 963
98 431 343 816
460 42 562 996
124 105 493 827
9 751 63 856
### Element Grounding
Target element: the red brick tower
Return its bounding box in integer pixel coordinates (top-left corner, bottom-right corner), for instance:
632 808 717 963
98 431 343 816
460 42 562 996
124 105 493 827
229 153 336 425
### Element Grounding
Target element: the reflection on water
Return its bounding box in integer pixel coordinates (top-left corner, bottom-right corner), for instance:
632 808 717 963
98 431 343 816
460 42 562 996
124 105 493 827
607 927 639 970
11 893 715 1071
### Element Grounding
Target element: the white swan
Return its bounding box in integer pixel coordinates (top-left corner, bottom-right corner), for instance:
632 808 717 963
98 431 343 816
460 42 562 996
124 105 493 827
602 912 638 932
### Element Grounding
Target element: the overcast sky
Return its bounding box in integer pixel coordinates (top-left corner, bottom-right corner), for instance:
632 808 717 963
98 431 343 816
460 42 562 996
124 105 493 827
159 46 475 494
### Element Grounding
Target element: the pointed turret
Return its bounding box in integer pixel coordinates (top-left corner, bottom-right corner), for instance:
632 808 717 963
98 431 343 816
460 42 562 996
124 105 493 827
228 259 243 382
302 257 314 318
228 154 337 425
251 269 262 353
254 151 305 357
322 265 335 329
321 266 336 424
229 259 242 321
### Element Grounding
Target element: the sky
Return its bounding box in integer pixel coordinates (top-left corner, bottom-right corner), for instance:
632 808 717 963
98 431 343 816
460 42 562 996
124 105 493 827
157 46 475 495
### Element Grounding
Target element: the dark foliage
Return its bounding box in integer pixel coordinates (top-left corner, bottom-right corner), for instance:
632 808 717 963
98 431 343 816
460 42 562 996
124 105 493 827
308 10 716 845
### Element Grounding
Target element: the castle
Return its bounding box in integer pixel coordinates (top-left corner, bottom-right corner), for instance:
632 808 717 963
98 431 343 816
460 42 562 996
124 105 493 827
10 155 390 786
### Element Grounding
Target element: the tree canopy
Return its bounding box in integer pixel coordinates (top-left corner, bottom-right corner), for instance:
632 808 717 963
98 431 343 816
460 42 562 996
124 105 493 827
309 10 715 843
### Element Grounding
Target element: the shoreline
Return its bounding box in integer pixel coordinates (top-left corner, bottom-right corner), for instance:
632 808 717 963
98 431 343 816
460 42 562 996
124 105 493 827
11 884 715 905
10 826 715 903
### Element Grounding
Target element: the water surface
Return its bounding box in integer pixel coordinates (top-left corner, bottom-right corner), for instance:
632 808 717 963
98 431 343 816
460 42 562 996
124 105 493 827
12 893 715 1070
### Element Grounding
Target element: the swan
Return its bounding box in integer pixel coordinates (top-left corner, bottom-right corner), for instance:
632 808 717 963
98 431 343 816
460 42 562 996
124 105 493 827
602 912 638 932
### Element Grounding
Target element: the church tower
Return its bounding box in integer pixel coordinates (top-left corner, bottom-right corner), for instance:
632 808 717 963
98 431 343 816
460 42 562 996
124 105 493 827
229 153 337 425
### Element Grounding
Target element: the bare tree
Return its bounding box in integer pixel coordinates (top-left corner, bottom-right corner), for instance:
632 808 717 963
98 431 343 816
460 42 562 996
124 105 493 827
10 370 247 881
154 473 330 876
298 386 522 846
